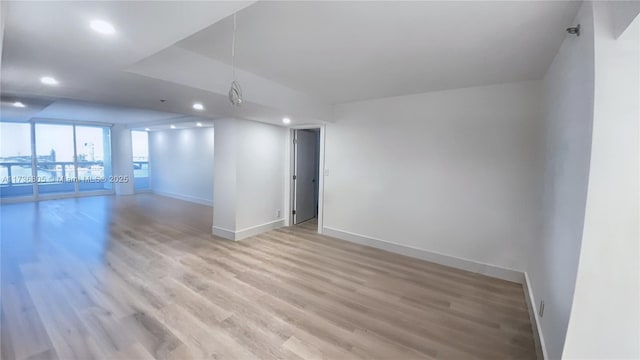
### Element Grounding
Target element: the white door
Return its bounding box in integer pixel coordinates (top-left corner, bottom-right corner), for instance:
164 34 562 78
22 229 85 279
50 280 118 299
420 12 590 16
294 129 318 224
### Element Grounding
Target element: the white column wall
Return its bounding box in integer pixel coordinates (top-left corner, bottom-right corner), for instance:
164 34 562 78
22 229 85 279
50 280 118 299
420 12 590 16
524 3 596 358
212 119 238 234
212 118 286 240
110 124 135 195
562 4 640 358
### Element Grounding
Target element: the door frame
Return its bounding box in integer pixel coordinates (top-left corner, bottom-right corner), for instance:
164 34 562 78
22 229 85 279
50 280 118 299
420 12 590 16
285 125 325 233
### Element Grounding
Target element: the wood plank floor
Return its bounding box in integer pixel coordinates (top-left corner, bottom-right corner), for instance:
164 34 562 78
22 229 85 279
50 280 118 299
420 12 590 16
0 194 536 359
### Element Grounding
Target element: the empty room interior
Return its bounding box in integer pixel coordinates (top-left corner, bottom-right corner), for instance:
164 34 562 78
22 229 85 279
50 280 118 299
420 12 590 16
0 1 638 359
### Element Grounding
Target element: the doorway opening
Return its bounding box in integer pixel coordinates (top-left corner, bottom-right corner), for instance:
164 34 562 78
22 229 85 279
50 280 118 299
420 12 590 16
291 128 322 231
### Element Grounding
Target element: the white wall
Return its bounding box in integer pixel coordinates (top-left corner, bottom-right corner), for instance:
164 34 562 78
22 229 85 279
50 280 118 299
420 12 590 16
213 118 286 240
149 127 214 205
526 3 596 359
563 4 639 358
323 80 544 279
212 119 237 230
235 119 286 230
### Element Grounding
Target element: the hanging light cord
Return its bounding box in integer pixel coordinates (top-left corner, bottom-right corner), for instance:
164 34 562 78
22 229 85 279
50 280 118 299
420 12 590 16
228 12 243 106
231 13 237 81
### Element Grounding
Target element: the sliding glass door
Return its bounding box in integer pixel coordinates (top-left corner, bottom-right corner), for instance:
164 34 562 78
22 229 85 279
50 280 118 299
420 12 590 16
35 123 77 194
75 126 112 192
0 121 113 200
0 122 35 198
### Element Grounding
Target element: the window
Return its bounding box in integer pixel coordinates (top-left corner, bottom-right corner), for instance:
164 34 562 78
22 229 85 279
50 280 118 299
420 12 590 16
0 121 113 199
35 123 76 194
75 126 112 191
131 130 149 190
0 122 34 198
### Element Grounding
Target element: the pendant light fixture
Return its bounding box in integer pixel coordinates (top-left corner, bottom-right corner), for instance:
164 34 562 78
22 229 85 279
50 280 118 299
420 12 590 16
228 13 243 106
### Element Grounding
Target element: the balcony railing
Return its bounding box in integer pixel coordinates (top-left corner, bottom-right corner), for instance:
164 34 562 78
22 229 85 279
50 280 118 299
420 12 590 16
1 161 149 194
133 161 149 189
0 162 33 185
0 161 109 185
133 161 149 178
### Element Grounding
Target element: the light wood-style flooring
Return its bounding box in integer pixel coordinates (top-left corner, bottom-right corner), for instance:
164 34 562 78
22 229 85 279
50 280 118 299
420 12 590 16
0 194 536 359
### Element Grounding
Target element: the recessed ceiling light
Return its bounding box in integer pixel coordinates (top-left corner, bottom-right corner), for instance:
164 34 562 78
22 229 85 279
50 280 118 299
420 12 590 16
170 125 176 129
13 101 26 108
196 122 202 127
144 128 150 131
282 117 291 124
40 76 58 85
90 20 116 35
193 103 204 111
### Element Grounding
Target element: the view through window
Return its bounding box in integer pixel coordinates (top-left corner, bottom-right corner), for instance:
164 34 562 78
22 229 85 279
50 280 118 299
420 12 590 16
131 130 149 190
0 122 112 199
76 126 112 191
0 122 34 197
35 123 77 194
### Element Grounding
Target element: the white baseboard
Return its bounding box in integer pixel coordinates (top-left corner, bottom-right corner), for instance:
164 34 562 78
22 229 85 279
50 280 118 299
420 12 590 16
523 272 548 360
152 190 213 207
322 226 524 283
212 226 236 240
213 218 285 241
